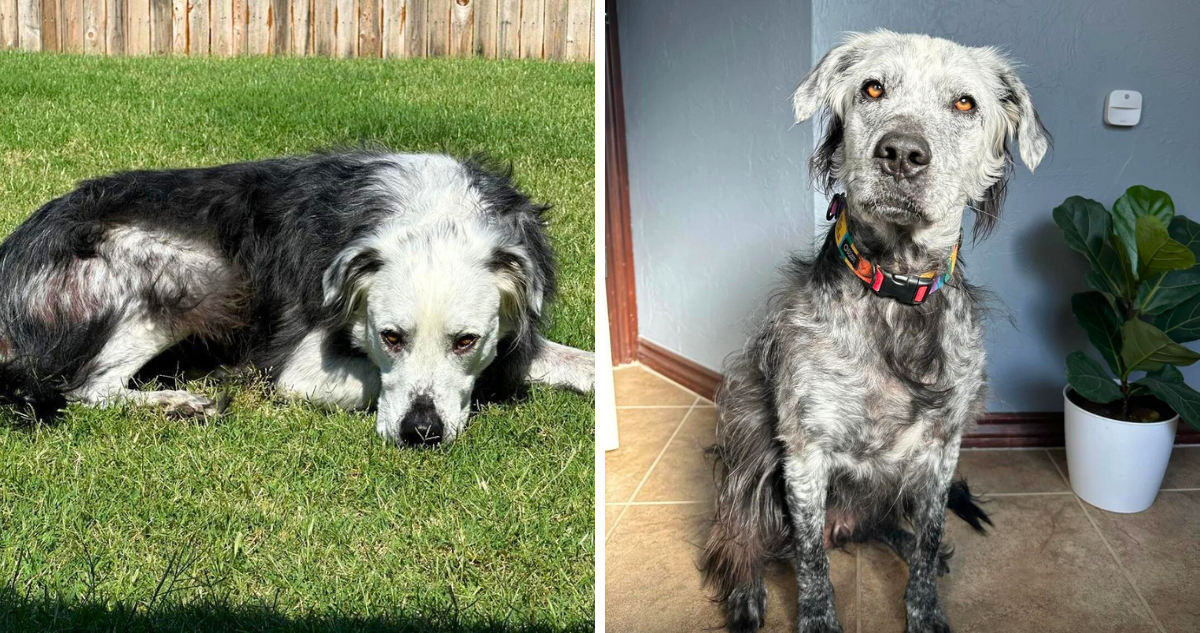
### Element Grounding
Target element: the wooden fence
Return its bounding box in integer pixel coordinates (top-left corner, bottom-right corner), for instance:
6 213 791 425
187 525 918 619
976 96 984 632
0 0 593 59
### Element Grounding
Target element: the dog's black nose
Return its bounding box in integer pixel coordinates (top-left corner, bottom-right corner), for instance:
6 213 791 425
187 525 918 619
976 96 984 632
874 131 932 179
399 395 445 446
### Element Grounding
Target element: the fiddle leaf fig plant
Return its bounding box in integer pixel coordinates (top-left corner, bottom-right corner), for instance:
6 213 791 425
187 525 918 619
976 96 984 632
1053 186 1200 429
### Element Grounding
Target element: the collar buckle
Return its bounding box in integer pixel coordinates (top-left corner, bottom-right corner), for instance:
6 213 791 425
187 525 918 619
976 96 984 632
873 270 935 305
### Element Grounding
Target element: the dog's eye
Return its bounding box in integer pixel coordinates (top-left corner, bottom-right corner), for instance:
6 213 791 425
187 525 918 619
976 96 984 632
380 329 405 349
954 96 976 112
863 81 885 99
453 334 480 353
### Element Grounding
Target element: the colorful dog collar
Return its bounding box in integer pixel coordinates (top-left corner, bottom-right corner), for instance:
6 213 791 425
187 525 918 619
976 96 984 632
827 194 960 305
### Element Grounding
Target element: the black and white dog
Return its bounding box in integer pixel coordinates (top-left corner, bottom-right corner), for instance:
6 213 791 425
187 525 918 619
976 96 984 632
0 151 594 446
701 32 1049 632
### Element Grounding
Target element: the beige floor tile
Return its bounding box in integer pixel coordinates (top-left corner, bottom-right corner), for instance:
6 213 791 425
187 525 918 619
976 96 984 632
956 449 1068 494
1049 445 1200 490
605 408 690 502
859 495 1157 633
606 504 625 538
615 366 697 406
605 504 855 633
638 408 718 503
1092 491 1200 631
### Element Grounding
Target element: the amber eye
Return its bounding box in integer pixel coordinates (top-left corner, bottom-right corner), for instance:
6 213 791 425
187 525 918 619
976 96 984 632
954 96 976 112
863 81 885 99
453 334 480 353
380 329 405 349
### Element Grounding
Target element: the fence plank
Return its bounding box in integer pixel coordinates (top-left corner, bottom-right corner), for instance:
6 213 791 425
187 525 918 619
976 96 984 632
426 0 445 56
542 0 564 59
187 0 208 53
0 0 16 49
82 0 104 52
380 0 400 56
270 0 287 52
128 0 151 54
311 0 330 54
152 0 170 52
403 0 422 57
230 0 243 53
472 0 492 57
19 0 41 50
247 0 268 53
563 0 584 61
448 0 469 56
40 0 59 50
333 0 352 56
496 0 515 58
104 0 122 52
355 0 376 56
290 0 308 53
209 0 230 54
518 0 540 58
60 0 81 50
171 0 186 51
586 0 591 60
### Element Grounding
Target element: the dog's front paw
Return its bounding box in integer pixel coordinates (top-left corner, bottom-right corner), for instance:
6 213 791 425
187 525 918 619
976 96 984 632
906 611 952 633
797 615 842 633
725 583 767 632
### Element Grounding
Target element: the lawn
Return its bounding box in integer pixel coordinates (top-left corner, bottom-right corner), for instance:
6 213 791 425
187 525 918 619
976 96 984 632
0 53 595 632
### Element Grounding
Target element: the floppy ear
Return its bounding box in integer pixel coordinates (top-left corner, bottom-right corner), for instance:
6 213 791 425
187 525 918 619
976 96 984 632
322 242 383 321
488 245 544 342
997 66 1051 172
792 38 862 123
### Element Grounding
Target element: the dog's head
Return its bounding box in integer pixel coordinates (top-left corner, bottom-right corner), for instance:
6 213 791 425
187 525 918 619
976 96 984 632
323 218 545 447
794 31 1049 244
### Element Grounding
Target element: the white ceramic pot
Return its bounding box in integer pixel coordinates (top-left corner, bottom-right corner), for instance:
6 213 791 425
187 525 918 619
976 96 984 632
1063 386 1177 513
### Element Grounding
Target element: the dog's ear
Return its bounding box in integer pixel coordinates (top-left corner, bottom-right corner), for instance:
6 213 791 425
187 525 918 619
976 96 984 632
323 242 383 321
996 65 1051 172
792 38 862 123
489 245 544 342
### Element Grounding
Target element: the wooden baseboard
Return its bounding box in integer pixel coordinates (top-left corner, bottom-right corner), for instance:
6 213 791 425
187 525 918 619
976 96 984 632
637 338 722 402
633 338 1200 448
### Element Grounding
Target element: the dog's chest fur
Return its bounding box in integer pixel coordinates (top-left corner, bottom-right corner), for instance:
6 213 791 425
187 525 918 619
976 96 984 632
769 249 988 485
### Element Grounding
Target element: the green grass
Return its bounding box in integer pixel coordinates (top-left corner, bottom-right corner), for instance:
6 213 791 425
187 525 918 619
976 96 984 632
0 53 595 632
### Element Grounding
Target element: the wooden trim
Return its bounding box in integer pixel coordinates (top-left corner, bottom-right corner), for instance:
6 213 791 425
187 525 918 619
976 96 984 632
634 338 1200 447
604 4 639 365
638 338 721 402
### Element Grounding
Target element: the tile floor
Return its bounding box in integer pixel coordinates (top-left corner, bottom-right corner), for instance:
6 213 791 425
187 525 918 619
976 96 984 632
604 364 1200 633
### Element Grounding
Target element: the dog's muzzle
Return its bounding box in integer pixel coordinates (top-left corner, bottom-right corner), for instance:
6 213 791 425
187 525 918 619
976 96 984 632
399 395 445 446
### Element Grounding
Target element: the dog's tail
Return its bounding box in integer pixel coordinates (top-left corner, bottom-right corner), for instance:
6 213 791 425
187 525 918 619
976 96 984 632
0 309 116 421
700 358 791 632
946 478 992 534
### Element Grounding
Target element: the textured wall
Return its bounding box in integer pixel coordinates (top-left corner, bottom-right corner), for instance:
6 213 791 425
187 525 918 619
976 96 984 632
811 0 1200 411
620 0 1200 412
616 0 814 371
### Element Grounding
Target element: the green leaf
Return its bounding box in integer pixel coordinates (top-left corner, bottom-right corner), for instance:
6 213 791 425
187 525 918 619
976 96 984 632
1136 267 1200 315
1147 365 1185 383
1120 319 1200 373
1169 215 1200 255
1112 186 1176 275
1053 196 1124 296
1154 293 1200 343
1071 291 1124 375
1066 351 1123 403
1135 374 1200 431
1135 215 1195 278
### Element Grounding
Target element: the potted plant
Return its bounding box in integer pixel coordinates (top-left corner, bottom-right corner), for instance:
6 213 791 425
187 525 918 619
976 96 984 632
1053 185 1200 513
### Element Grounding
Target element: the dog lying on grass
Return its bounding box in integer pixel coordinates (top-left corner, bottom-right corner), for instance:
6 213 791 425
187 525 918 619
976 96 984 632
701 31 1049 632
0 151 594 446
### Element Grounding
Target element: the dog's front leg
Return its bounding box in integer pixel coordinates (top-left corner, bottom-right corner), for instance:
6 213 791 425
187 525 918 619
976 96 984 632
526 338 595 392
905 452 959 633
784 449 842 633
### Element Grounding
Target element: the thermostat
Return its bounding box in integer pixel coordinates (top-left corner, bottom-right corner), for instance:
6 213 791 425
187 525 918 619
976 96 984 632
1105 90 1141 127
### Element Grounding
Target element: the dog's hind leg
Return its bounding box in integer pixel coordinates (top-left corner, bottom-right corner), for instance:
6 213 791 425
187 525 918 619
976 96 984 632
67 313 218 417
526 338 595 393
784 449 842 633
874 524 953 577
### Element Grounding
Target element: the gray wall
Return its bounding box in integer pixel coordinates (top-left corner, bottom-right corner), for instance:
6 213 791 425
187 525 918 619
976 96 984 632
616 0 814 371
619 0 1200 411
